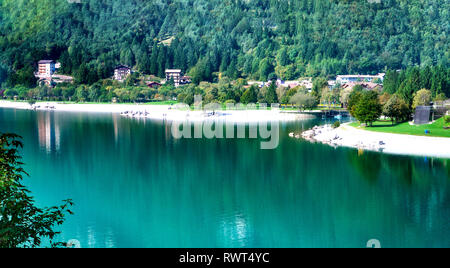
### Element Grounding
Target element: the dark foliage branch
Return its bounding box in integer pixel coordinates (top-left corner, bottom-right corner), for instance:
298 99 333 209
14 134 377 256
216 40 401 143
0 133 73 248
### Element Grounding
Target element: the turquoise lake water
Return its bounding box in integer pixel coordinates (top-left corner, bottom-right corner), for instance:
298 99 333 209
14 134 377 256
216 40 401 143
0 108 449 248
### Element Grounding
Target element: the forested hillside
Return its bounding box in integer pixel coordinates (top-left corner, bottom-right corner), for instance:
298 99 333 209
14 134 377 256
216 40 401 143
1 0 449 86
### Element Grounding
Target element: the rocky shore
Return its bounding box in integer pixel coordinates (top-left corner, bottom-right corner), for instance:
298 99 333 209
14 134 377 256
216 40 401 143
294 123 450 158
301 124 386 151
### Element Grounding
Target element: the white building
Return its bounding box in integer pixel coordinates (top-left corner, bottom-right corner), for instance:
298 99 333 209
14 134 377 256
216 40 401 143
336 73 385 84
35 60 73 87
165 69 182 86
114 65 132 81
38 60 56 77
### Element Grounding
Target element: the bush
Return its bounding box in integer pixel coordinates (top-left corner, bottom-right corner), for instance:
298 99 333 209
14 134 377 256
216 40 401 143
445 115 450 125
333 121 341 129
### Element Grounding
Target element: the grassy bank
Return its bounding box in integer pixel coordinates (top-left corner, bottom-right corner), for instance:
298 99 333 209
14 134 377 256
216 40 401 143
349 117 450 138
2 99 178 106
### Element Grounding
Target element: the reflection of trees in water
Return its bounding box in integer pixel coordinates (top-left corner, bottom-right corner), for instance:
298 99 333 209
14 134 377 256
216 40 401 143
348 150 450 186
20 111 450 247
381 155 415 185
347 151 382 183
443 159 450 179
380 155 450 186
347 150 450 247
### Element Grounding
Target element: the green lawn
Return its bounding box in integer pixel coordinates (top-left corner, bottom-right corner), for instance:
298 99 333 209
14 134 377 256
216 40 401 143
349 117 450 138
15 100 178 106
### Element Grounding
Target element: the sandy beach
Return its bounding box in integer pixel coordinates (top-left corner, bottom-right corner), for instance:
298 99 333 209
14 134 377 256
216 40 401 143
0 100 314 122
300 123 450 158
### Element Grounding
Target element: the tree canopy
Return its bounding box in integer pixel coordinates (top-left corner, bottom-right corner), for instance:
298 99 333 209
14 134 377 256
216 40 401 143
1 0 449 87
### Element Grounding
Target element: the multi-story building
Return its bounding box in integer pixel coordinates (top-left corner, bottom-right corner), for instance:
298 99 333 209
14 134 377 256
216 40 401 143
165 69 182 86
35 60 73 87
165 69 191 87
114 65 132 81
38 60 56 77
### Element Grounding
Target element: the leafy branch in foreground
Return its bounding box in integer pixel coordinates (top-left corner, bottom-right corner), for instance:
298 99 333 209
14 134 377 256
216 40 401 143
0 133 73 248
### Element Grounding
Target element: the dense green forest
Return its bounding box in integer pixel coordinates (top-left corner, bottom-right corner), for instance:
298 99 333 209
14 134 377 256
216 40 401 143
1 0 449 87
383 66 450 103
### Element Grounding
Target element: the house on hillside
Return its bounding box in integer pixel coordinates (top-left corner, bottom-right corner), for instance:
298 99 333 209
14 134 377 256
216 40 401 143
275 79 304 89
35 60 73 87
299 79 313 90
247 81 265 88
328 80 337 90
165 69 191 87
147 81 162 89
114 65 132 82
165 69 182 86
180 75 192 85
38 60 56 77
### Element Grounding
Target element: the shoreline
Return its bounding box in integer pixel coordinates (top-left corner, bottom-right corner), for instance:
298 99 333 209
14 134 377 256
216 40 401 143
300 123 450 159
0 100 316 122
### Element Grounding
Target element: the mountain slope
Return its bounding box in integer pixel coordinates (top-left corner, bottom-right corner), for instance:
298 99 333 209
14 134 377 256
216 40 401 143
0 0 449 85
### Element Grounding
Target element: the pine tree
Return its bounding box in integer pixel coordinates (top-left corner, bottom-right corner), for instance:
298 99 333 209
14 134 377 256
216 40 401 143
264 82 278 104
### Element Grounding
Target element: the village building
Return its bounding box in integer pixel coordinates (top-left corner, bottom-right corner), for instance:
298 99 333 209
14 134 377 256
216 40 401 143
165 69 182 86
146 81 162 89
114 65 132 81
275 79 300 89
336 73 385 84
38 60 56 77
298 79 313 90
328 80 337 90
165 69 191 87
247 81 264 88
341 82 383 91
247 78 313 91
180 75 192 85
35 60 73 87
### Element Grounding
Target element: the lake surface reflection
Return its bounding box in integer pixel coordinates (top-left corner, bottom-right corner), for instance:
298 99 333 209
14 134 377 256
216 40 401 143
0 108 449 248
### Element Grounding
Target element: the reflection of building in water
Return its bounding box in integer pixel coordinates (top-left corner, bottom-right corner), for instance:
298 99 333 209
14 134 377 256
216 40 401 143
111 114 134 146
37 113 47 150
37 112 61 153
55 113 60 152
113 114 119 144
220 214 250 247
